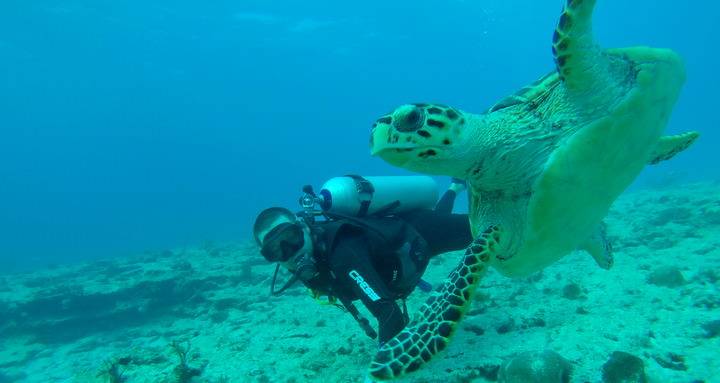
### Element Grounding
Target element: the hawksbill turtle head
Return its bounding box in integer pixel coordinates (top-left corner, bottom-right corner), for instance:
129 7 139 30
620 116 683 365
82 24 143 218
370 103 470 176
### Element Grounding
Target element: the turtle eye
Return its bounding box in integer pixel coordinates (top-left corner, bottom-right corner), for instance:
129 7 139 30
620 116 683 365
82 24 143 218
395 106 425 132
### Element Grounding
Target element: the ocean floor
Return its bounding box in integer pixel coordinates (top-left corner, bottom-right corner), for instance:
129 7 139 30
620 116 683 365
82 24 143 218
1 181 719 383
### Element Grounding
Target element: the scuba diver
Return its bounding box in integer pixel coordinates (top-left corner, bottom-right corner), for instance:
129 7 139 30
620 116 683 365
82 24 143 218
253 175 471 344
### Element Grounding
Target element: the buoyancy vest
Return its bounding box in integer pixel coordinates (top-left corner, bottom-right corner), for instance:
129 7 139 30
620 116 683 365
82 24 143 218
309 214 431 300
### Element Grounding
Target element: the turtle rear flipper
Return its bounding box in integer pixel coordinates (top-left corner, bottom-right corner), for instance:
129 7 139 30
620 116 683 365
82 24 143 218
581 221 613 270
648 132 701 165
367 225 502 381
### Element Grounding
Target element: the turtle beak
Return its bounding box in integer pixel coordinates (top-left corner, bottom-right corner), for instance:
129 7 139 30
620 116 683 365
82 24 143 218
372 148 414 167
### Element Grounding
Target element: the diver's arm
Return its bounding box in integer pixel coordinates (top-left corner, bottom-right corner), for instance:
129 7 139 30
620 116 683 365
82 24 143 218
331 236 407 343
366 298 406 343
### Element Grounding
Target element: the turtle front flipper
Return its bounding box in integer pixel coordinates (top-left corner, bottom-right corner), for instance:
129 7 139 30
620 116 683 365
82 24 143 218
648 132 701 165
552 0 599 90
367 225 502 381
552 0 631 105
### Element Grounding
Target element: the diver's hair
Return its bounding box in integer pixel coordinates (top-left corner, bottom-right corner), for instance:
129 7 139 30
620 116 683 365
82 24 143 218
253 207 296 244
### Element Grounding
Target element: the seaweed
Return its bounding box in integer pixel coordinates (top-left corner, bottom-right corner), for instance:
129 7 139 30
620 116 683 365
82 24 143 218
169 339 202 383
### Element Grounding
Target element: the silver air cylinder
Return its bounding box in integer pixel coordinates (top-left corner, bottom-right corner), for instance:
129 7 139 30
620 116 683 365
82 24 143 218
318 175 438 216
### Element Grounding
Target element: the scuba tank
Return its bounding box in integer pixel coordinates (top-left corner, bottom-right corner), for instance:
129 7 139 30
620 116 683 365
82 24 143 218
315 175 438 217
284 175 439 340
286 175 438 293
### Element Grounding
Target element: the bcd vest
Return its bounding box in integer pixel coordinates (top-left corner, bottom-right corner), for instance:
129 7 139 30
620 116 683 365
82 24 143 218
312 215 430 300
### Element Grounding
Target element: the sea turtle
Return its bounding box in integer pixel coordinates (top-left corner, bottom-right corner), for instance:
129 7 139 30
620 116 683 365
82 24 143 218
366 0 699 380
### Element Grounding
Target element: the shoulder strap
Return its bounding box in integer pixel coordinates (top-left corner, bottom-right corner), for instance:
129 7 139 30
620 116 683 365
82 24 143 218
345 174 374 216
322 212 391 243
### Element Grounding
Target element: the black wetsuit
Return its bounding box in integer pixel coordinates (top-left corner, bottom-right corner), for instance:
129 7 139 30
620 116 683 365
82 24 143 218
303 191 472 343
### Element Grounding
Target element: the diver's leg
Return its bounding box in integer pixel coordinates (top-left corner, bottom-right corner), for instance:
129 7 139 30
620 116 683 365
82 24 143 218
433 178 466 213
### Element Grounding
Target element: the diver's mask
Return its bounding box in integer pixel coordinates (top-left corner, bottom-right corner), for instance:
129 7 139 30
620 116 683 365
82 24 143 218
264 221 318 295
260 222 305 263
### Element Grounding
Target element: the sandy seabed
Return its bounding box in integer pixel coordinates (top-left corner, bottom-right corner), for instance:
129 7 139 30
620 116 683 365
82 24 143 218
1 181 718 383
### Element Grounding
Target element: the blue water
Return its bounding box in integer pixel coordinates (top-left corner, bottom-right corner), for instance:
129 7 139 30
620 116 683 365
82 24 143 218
0 0 718 271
